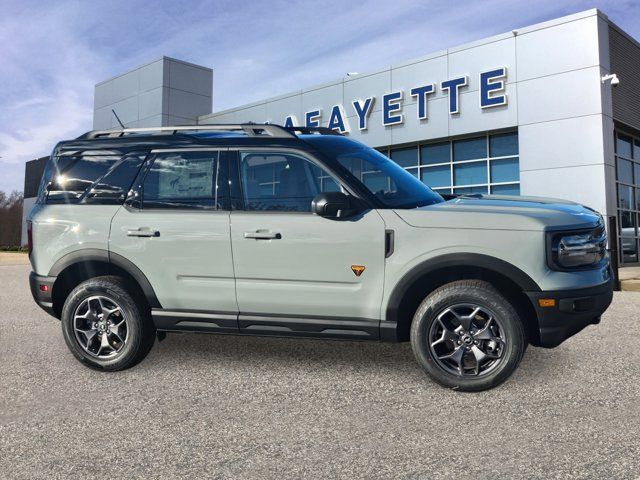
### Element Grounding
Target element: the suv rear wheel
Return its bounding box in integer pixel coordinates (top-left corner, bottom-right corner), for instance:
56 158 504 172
61 276 155 371
411 280 526 391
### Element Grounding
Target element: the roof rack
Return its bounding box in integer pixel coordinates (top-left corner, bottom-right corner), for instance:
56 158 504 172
283 126 342 136
77 123 297 140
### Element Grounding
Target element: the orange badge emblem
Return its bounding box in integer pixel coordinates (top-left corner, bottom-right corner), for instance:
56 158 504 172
351 265 366 277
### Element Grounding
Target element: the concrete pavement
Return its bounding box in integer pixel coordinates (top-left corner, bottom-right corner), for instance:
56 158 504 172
1 263 639 479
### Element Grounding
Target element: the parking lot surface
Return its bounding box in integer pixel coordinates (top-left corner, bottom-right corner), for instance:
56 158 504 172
1 262 639 479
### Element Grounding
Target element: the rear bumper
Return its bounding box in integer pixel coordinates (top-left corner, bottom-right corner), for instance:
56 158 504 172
526 278 613 348
29 272 57 317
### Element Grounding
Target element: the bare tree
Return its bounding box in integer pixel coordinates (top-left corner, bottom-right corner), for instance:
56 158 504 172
0 191 24 247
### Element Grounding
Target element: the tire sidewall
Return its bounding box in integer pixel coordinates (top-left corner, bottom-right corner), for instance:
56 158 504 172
411 282 525 391
61 279 146 371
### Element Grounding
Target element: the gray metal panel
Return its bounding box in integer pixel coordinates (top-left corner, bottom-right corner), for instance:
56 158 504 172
391 55 447 100
138 59 165 92
301 82 343 116
609 25 640 131
390 98 449 145
344 69 391 114
516 15 601 81
265 94 303 123
92 57 213 130
449 86 517 137
167 59 213 97
517 67 603 125
167 88 212 120
138 87 164 119
448 37 516 92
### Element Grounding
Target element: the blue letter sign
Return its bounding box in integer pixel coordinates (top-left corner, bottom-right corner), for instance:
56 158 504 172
441 76 468 114
352 97 375 130
382 91 403 126
305 110 321 127
410 84 436 120
480 67 507 108
284 115 298 128
327 105 350 133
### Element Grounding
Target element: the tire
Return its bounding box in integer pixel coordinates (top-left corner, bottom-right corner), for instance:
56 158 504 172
410 280 527 392
61 276 155 371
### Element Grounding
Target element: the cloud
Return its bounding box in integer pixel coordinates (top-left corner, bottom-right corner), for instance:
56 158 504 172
0 0 638 194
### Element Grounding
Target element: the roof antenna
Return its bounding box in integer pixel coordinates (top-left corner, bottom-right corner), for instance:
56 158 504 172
112 109 125 128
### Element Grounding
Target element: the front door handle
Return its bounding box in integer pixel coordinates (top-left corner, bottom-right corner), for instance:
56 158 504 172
127 228 160 238
244 230 282 240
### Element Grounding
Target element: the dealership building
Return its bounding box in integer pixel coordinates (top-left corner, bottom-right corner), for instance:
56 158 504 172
22 9 640 263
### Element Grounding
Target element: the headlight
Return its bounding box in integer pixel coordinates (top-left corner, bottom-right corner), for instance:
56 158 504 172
547 224 607 270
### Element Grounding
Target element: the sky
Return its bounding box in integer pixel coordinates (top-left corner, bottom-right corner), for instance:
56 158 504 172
1 0 639 194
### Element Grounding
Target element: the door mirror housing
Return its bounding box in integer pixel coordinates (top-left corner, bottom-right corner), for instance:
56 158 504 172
311 192 360 219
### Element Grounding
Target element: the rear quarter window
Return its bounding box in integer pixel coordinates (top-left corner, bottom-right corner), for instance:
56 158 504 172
42 152 147 204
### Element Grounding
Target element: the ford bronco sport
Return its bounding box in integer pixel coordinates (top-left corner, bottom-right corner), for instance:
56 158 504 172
28 124 613 391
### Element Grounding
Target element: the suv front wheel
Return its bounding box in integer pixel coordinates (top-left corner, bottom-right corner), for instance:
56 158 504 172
411 280 527 391
61 276 155 371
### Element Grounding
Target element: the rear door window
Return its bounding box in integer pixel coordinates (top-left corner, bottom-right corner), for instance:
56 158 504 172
141 151 229 210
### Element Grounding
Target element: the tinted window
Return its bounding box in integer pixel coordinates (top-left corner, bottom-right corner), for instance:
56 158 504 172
454 186 488 195
390 147 418 168
453 137 487 161
490 158 520 183
421 165 450 188
85 153 147 203
454 161 487 185
303 136 443 209
142 151 228 210
240 152 338 212
489 132 518 157
617 158 633 184
617 134 632 158
421 142 450 165
491 184 520 195
46 153 122 203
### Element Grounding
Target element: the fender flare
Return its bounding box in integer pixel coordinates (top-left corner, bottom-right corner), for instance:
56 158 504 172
48 248 161 308
385 253 540 324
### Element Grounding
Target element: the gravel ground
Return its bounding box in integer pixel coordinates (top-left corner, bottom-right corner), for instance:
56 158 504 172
1 263 639 479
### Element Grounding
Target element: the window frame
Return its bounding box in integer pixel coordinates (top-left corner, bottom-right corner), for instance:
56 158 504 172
380 130 519 196
227 147 354 214
129 148 231 212
615 130 640 264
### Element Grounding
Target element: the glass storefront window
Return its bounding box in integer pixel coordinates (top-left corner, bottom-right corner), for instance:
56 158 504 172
390 147 418 168
383 131 520 198
490 158 519 183
491 184 520 195
454 186 488 195
489 132 519 157
454 161 487 185
615 130 640 264
619 184 635 210
617 134 633 158
421 142 450 165
453 137 487 161
421 165 450 188
617 158 633 184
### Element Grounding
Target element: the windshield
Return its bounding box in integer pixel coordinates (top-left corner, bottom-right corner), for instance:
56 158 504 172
303 136 443 208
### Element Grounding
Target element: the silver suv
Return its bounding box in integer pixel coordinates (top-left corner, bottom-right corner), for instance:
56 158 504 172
28 124 613 391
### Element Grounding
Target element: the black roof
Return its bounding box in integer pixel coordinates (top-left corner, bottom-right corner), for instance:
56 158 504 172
55 124 341 155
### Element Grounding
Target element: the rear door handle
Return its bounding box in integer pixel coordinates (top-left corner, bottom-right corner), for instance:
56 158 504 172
244 231 282 240
127 228 160 238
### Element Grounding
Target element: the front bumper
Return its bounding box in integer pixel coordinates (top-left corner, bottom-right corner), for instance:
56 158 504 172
29 272 57 317
526 278 613 348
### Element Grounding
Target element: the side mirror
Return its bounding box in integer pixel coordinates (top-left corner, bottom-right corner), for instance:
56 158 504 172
311 192 359 219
